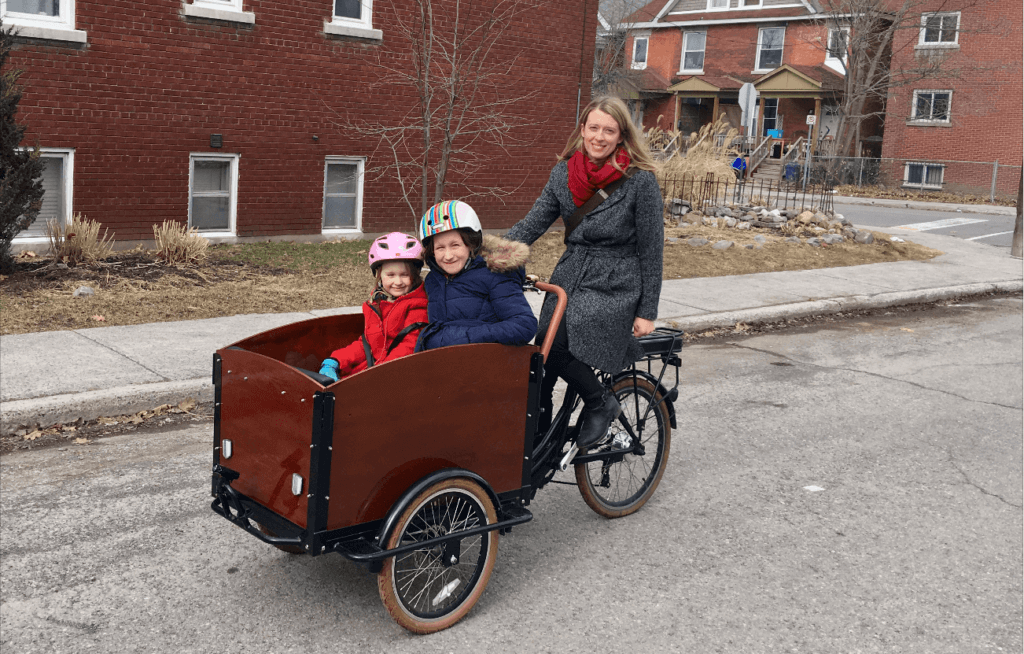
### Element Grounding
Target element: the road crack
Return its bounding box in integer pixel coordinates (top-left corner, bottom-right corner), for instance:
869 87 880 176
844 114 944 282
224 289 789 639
72 331 170 382
945 448 1023 508
726 342 1022 411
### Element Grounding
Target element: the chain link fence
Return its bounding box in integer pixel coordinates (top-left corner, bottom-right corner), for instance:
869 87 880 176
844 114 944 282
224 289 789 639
807 157 1021 202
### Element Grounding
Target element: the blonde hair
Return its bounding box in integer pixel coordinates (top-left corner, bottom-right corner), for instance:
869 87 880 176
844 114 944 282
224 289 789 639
559 96 657 173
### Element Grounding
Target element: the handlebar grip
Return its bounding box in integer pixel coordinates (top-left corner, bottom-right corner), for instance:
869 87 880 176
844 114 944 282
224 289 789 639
533 281 567 365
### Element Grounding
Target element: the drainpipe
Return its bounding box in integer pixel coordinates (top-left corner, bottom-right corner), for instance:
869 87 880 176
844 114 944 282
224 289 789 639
576 0 591 125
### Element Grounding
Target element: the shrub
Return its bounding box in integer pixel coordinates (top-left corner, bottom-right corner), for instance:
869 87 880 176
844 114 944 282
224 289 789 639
0 25 45 273
45 213 115 265
153 221 209 265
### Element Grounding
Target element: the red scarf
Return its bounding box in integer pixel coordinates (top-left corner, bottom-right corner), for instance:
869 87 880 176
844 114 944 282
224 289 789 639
567 148 632 207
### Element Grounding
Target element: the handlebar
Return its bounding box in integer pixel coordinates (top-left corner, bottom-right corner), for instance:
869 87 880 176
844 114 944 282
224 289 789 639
531 281 567 365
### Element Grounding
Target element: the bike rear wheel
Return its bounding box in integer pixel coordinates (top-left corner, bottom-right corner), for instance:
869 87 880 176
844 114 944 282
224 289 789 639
575 377 671 518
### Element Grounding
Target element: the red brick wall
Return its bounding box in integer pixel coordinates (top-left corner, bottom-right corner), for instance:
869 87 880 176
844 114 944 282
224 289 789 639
880 0 1023 195
10 0 600 240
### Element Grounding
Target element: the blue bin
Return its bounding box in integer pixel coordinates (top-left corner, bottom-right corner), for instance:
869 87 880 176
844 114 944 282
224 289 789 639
784 163 799 181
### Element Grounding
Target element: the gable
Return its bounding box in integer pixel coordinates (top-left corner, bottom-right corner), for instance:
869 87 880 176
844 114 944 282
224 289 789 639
667 77 722 93
754 65 821 92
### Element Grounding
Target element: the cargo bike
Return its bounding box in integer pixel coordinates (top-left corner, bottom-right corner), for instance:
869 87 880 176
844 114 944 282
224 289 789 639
209 280 683 633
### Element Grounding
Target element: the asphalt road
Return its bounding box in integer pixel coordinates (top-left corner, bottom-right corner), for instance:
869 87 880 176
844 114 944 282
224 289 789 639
834 201 1018 249
2 296 1021 653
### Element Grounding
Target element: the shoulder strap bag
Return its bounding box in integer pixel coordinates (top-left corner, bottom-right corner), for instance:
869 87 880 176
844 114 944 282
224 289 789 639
562 167 634 244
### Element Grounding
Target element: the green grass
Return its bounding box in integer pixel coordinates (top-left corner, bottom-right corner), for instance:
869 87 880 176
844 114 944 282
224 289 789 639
209 240 370 271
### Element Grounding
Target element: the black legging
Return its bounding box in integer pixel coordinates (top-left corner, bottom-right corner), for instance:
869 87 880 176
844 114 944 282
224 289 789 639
538 317 607 432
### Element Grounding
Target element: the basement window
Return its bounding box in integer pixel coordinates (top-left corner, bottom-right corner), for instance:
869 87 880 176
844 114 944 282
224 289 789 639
904 162 944 190
15 148 74 241
326 0 382 40
323 157 364 232
1 0 87 43
184 0 256 25
189 154 238 235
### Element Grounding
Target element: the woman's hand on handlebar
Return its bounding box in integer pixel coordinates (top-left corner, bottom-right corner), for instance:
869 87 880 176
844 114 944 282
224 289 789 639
632 317 655 338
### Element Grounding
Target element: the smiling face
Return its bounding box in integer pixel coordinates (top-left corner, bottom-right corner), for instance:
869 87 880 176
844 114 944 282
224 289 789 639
432 231 471 276
581 108 624 167
379 261 414 298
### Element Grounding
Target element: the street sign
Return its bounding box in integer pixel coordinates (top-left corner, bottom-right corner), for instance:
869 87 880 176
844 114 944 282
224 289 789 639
806 114 817 125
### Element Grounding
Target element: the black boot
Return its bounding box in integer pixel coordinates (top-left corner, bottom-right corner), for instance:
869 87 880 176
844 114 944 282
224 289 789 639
576 392 621 449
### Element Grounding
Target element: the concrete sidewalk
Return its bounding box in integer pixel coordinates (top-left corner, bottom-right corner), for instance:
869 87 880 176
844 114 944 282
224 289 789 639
2 228 1021 432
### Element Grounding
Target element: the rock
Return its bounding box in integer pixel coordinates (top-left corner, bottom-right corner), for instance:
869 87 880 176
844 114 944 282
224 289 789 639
769 209 782 217
724 218 737 228
751 206 764 213
807 238 823 247
55 262 68 269
855 232 875 244
842 228 857 240
744 243 755 249
796 210 815 224
772 214 787 223
736 222 751 230
811 226 826 233
688 237 710 247
783 209 799 219
823 234 844 244
73 286 95 297
785 236 802 243
745 212 758 221
719 208 734 218
670 204 690 216
712 240 734 250
702 216 716 227
833 212 845 223
667 237 679 243
753 234 767 244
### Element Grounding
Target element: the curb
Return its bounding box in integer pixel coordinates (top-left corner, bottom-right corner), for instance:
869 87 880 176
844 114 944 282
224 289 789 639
3 281 1021 434
1 379 213 433
831 195 1016 216
656 280 1024 333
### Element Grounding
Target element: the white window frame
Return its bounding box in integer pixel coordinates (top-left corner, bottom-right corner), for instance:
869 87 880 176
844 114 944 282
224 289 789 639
679 31 706 74
755 26 785 73
631 32 649 70
918 12 959 47
325 0 382 40
13 147 74 243
910 89 952 124
188 153 238 236
903 162 945 190
740 0 763 8
184 0 255 25
322 156 365 234
824 27 849 73
707 0 730 11
0 0 86 43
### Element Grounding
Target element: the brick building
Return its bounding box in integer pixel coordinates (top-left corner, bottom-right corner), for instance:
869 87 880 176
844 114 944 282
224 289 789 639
622 0 855 149
6 0 600 246
879 0 1022 196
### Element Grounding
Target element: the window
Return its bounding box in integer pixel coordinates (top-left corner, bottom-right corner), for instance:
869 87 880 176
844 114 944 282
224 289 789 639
15 148 73 240
919 12 959 45
756 27 784 71
904 162 944 189
761 98 778 135
184 0 255 25
680 31 706 72
325 0 381 40
323 158 364 231
189 154 238 234
825 27 848 73
742 0 762 7
631 33 648 69
1 0 86 43
708 0 729 9
911 90 951 122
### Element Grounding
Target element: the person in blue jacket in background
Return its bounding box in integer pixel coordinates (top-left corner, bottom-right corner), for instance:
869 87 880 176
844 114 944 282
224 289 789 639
415 200 538 351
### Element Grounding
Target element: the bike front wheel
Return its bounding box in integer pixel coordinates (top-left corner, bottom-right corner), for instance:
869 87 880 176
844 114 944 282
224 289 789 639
575 377 671 518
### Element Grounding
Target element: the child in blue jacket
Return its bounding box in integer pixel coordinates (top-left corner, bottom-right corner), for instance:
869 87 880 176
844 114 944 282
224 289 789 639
415 200 537 351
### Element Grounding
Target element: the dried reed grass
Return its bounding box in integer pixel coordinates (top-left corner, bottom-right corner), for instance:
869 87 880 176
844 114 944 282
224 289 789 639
45 214 115 265
153 221 209 266
655 115 743 205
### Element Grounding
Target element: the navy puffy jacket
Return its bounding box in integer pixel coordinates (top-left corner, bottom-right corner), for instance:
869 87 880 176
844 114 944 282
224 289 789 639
418 234 538 350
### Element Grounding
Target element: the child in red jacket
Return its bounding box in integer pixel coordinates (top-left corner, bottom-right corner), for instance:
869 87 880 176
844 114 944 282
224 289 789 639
318 232 428 382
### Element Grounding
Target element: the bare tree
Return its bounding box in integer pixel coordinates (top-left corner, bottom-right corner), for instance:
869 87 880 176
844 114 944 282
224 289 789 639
335 0 540 221
809 0 997 158
592 0 657 97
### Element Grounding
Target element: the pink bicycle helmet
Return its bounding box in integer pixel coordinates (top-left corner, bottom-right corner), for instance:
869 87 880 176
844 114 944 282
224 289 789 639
368 232 424 274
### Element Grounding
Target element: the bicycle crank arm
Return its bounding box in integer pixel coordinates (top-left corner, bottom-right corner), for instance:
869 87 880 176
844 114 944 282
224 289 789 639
559 442 580 471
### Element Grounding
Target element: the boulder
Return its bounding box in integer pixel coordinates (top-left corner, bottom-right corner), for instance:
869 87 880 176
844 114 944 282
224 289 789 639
736 222 751 230
855 232 875 244
724 218 737 228
785 236 802 243
753 234 767 244
712 240 734 250
796 210 815 224
73 286 95 298
807 237 823 247
688 237 711 247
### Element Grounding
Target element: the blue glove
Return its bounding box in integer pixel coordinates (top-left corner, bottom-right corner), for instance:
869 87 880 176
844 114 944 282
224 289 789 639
319 358 340 382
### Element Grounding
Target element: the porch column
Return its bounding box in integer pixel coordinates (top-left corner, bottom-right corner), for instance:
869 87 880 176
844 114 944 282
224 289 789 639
712 95 720 124
673 94 680 133
758 96 765 136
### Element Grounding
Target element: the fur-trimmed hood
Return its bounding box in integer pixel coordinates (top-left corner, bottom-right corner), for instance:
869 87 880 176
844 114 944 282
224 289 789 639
480 234 530 273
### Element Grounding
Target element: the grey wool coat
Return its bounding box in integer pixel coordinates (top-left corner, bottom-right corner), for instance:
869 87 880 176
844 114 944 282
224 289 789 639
506 160 664 373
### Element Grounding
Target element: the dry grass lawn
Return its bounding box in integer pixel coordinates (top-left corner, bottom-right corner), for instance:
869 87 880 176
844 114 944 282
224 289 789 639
0 227 941 336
